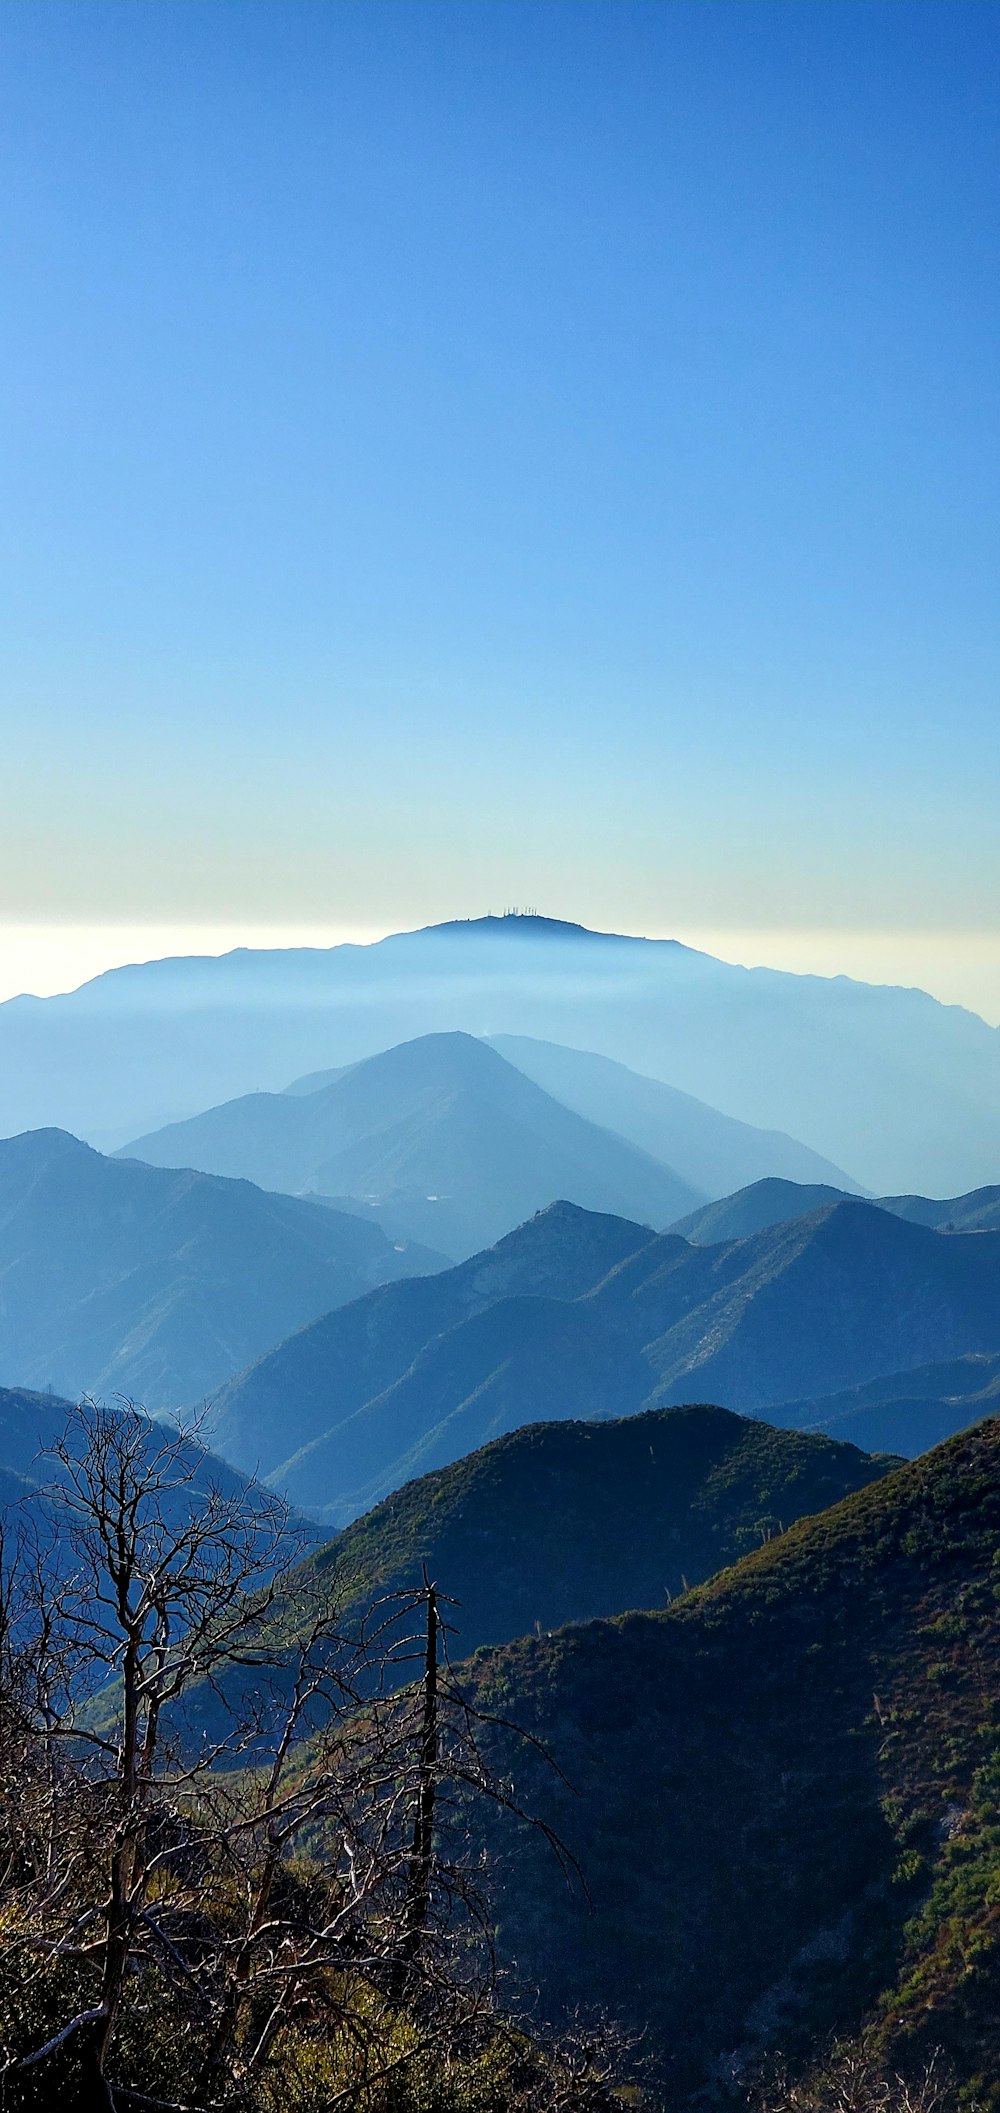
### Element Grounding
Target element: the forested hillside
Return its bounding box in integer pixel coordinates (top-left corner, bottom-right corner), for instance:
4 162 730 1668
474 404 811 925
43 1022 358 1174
461 1417 1000 2103
207 1197 1000 1517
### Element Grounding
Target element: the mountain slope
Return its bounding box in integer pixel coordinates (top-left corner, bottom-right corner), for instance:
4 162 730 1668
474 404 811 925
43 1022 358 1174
767 1349 1000 1456
1 915 997 1194
174 1406 894 1753
0 1129 443 1411
122 1031 705 1259
879 1182 1000 1232
461 1418 1000 2102
204 1199 655 1477
281 1404 895 1659
490 1033 861 1194
618 1202 1000 1412
213 1198 1000 1518
0 1384 319 1562
674 1175 1000 1245
670 1175 857 1243
275 1291 649 1521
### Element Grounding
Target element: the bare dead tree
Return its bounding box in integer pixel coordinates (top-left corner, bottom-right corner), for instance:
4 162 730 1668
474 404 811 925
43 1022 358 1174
0 1401 578 2112
750 2043 975 2113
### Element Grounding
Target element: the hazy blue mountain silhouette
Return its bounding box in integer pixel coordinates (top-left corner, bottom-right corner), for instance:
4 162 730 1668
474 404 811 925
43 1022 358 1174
121 1031 704 1258
205 1208 655 1487
766 1347 1000 1456
0 1384 319 1564
206 1197 1000 1520
489 1033 860 1193
609 1202 1000 1412
0 1129 444 1410
672 1174 1000 1245
203 1199 654 1481
1 914 997 1192
876 1183 1000 1231
670 1175 857 1242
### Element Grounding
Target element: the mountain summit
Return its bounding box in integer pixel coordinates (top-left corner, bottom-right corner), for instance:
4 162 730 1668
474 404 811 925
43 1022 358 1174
0 918 997 1192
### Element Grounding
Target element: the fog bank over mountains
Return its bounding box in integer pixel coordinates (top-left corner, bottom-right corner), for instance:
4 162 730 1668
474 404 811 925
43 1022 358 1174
0 914 997 1193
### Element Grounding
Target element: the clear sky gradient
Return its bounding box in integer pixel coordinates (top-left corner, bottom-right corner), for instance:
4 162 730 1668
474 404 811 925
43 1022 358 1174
1 2 997 1014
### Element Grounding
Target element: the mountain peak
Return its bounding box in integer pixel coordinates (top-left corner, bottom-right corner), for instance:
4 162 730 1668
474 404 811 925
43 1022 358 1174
410 913 665 946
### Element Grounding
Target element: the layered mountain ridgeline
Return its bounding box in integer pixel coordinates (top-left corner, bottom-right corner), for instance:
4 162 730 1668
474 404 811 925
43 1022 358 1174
769 1349 1000 1457
209 1199 1000 1522
2 914 998 1195
619 1203 1000 1414
463 1418 1000 2106
671 1177 861 1242
488 1033 859 1195
250 1405 896 1667
204 1200 654 1481
881 1184 1000 1232
674 1175 1000 1245
0 1129 443 1411
121 1031 705 1260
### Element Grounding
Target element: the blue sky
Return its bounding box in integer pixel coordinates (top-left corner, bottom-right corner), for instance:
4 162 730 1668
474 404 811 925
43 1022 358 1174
1 1 998 1012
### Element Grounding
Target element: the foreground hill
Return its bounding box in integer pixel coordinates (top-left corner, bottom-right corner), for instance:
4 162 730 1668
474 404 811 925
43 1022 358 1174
0 1129 442 1410
463 1418 1000 2102
490 1033 859 1194
212 1197 1000 1519
173 1404 893 1754
1 914 998 1194
122 1031 704 1259
276 1404 894 1659
674 1174 1000 1245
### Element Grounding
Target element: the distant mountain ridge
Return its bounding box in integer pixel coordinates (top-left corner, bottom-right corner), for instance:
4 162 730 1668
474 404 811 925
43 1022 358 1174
489 1033 860 1194
0 1128 444 1410
0 914 996 1192
206 1197 1000 1520
203 1199 653 1483
672 1173 1000 1244
767 1347 1000 1456
120 1031 705 1259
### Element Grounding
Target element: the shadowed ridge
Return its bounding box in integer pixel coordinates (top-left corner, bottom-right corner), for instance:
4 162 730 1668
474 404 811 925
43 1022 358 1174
458 1415 1000 2096
203 1199 657 1477
670 1174 858 1243
0 1128 444 1410
207 1196 1000 1507
169 1399 894 1753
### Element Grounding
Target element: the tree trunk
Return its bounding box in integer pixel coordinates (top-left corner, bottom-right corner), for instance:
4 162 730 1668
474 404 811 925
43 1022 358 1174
389 1579 439 2004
